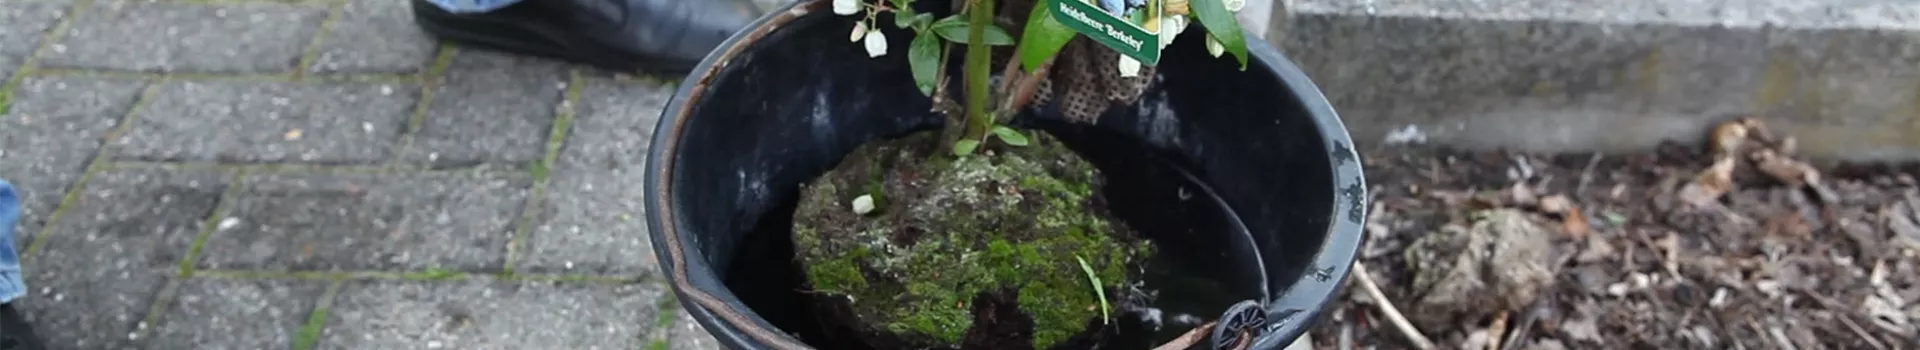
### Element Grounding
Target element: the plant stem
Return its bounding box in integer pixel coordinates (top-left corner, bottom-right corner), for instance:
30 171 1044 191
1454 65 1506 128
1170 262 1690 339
960 0 994 145
994 44 1024 96
934 43 966 149
997 54 1054 119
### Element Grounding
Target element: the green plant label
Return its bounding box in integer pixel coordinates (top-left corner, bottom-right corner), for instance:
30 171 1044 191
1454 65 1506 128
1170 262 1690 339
1050 0 1162 65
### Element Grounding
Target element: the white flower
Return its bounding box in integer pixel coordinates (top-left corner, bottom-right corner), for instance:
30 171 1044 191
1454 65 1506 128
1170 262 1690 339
833 0 860 15
1223 0 1244 12
1159 15 1187 49
1205 35 1225 57
863 29 888 58
850 21 867 42
852 194 876 215
1117 54 1141 77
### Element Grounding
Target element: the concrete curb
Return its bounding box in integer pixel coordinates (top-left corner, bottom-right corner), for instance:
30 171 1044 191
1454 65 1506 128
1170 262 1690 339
1267 0 1920 162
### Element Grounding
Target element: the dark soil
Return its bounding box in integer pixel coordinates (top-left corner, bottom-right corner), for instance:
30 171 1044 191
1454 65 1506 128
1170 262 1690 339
1309 136 1920 350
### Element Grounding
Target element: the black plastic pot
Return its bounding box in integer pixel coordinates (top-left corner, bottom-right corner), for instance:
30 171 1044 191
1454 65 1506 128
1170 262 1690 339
643 1 1368 349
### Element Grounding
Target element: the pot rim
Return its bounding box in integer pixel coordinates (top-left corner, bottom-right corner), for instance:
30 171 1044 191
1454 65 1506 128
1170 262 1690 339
643 1 1368 348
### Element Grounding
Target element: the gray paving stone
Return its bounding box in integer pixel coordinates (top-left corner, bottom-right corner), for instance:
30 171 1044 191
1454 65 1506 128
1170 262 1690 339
21 169 229 350
1 55 17 84
42 1 328 73
667 307 723 350
115 80 418 164
197 172 530 271
0 2 66 56
403 50 568 166
0 77 147 246
309 0 436 75
318 279 665 350
520 81 669 275
148 279 329 350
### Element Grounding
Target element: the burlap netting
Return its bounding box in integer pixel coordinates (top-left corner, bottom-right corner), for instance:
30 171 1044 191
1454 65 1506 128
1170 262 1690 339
996 0 1155 125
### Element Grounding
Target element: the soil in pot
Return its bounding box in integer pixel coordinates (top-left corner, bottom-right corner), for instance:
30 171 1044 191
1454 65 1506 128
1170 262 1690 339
719 120 1269 350
790 129 1149 350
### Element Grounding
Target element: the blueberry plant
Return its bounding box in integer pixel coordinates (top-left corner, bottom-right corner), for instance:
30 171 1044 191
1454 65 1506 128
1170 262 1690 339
832 0 1250 156
790 0 1259 347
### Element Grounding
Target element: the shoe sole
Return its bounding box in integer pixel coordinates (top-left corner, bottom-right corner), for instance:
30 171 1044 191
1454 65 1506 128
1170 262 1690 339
411 2 697 76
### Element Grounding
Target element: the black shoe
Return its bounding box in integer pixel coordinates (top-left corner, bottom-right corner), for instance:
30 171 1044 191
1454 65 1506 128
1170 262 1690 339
411 0 765 74
0 303 44 350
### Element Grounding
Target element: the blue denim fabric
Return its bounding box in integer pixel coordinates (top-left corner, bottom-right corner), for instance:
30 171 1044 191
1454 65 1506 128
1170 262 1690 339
0 179 25 304
426 0 524 13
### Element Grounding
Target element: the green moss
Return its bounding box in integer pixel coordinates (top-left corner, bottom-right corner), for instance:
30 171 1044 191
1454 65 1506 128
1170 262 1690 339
793 132 1151 349
806 246 872 295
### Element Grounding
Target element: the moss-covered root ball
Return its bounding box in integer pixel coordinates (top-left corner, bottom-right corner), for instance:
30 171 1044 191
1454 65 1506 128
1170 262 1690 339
792 131 1152 349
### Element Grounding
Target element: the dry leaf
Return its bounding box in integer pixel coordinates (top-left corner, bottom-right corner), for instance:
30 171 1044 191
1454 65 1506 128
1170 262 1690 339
1561 205 1591 240
1538 195 1570 214
1864 294 1915 336
284 128 304 141
1678 156 1736 207
1886 199 1920 247
1575 237 1615 263
1710 119 1749 158
1765 211 1813 238
1509 182 1539 207
1558 317 1601 341
1752 149 1839 203
1461 329 1492 350
1527 339 1569 350
1740 117 1775 145
1752 149 1809 187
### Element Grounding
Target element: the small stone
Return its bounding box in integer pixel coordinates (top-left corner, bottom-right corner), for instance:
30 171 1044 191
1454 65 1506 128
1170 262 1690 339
1755 280 1781 298
851 194 875 215
1607 283 1630 297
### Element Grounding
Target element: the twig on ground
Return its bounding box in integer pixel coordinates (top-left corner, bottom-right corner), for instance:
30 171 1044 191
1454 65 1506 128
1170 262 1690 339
1792 287 1891 350
1576 153 1602 199
1500 299 1551 350
1353 263 1435 350
1767 326 1801 350
1152 321 1215 350
1836 312 1890 350
1487 310 1509 350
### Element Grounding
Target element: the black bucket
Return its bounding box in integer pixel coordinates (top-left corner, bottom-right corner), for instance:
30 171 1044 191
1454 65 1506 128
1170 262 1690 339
643 1 1368 349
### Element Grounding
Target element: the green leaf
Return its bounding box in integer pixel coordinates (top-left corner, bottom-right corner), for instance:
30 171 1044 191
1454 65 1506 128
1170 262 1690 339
888 0 911 9
908 33 942 96
952 140 981 156
990 125 1029 146
1017 0 1076 72
1013 1 1075 72
930 15 1016 46
893 7 918 28
1189 0 1250 69
911 13 933 30
1075 255 1111 324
